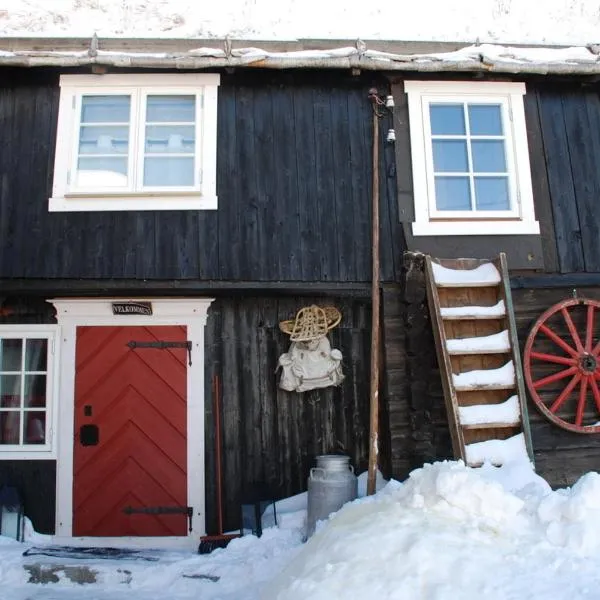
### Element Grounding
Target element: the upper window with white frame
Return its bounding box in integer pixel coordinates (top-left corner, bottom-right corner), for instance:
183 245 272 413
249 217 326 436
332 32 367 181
50 73 220 212
0 327 57 458
405 81 539 236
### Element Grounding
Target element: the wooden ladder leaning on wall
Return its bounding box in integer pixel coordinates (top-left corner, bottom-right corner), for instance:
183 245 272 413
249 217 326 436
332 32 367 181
424 253 535 468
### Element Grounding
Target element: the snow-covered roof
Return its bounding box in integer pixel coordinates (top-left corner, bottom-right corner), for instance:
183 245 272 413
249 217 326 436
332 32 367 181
2 1 600 47
2 1 600 75
2 38 600 75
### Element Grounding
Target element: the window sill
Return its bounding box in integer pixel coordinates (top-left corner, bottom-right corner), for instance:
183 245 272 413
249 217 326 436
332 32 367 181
412 220 540 237
49 194 218 212
0 449 55 460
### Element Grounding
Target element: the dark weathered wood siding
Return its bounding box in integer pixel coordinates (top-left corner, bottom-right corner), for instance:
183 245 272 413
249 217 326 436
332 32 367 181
0 68 402 283
203 294 373 533
533 83 600 274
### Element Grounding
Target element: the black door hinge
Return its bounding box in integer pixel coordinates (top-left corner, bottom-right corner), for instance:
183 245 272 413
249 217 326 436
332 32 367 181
127 340 192 366
123 505 194 533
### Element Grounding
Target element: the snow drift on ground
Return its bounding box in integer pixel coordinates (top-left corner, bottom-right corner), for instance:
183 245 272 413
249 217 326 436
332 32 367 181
264 460 600 600
4 460 600 599
2 0 600 46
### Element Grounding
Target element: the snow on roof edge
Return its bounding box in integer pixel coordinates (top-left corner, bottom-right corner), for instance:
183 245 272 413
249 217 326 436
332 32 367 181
1 39 600 74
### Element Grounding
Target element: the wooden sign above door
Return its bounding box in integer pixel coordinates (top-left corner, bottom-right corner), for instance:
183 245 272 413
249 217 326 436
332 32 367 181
111 302 153 316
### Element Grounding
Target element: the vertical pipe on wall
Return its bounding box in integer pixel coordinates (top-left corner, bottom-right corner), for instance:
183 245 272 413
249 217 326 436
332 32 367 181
367 90 381 495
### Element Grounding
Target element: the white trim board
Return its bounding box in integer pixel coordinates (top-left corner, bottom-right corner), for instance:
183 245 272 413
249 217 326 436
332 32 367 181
50 297 214 549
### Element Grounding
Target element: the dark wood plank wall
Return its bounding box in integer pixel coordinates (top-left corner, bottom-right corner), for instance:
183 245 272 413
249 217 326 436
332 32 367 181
0 68 402 283
203 295 372 533
534 83 600 274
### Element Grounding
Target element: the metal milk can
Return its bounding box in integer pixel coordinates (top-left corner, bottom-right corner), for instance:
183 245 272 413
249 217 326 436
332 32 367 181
306 454 358 538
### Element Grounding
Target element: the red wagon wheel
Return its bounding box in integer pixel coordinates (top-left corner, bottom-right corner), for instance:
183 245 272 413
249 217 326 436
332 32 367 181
524 298 600 434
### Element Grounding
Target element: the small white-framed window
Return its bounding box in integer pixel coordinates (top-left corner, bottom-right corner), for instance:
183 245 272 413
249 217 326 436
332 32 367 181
405 81 539 236
49 73 220 212
0 326 58 458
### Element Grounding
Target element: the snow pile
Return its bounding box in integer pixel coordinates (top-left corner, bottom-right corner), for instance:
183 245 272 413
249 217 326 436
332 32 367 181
440 299 506 319
537 472 600 556
446 330 510 354
465 432 529 465
432 261 501 286
2 0 600 45
264 461 600 600
5 461 600 598
458 394 520 425
453 360 515 390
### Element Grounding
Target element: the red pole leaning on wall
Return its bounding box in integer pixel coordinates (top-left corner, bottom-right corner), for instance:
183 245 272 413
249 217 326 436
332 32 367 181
367 88 381 496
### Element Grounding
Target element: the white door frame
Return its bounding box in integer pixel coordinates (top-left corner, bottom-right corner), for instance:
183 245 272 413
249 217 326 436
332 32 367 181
50 297 213 550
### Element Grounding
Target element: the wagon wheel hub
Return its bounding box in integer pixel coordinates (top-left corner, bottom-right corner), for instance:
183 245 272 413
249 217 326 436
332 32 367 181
580 353 597 374
524 297 600 434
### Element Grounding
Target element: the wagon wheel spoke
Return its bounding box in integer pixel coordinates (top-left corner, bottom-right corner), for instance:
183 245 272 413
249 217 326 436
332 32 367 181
586 304 595 353
549 373 581 414
529 351 576 367
532 366 578 390
575 376 589 427
590 376 600 414
539 323 579 358
561 307 584 353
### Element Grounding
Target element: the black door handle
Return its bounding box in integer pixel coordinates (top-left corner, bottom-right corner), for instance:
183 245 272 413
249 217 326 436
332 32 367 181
79 424 99 446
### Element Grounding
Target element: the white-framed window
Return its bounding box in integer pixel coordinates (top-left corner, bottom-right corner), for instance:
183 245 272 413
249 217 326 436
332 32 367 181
49 73 220 212
0 326 58 458
405 81 539 236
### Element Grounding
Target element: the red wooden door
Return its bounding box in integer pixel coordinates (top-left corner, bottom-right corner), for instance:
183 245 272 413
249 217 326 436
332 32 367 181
73 326 188 537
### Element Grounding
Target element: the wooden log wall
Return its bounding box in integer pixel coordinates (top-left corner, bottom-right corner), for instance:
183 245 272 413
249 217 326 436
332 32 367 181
203 294 373 533
383 254 453 480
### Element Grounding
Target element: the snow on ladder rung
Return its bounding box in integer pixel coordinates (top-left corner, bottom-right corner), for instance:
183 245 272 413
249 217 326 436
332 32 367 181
432 262 501 287
440 300 506 320
458 395 521 427
446 330 510 355
453 361 515 391
465 432 528 466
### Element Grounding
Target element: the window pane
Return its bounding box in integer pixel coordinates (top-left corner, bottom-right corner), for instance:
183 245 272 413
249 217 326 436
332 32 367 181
475 177 510 210
471 140 507 173
25 411 46 445
76 157 128 188
145 125 195 154
0 339 21 371
146 95 195 123
468 104 503 135
79 125 129 155
24 375 46 408
144 157 194 187
0 412 20 444
0 375 20 408
435 176 471 211
430 104 465 135
432 140 468 172
25 339 47 372
81 95 130 124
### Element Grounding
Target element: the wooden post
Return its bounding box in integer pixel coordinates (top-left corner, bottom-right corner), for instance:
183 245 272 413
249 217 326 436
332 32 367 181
367 92 381 495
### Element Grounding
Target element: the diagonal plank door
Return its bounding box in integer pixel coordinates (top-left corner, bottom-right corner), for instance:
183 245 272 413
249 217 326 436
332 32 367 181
73 326 188 536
